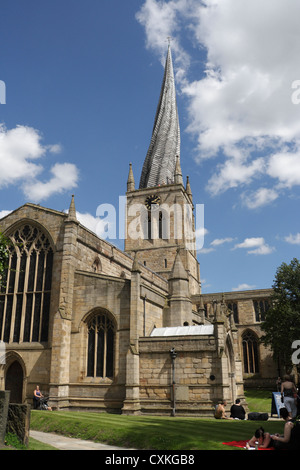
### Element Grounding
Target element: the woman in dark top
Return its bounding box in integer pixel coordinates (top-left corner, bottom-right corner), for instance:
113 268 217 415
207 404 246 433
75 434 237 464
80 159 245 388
230 399 246 420
271 407 296 450
33 385 43 409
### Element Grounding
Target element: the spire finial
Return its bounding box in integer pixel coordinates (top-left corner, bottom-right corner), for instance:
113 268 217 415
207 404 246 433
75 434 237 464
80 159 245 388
169 248 188 280
132 251 141 273
174 155 183 185
127 162 135 192
186 176 193 203
66 194 78 223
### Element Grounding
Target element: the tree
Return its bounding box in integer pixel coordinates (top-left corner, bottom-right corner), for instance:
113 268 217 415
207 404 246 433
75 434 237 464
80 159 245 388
261 258 300 374
0 231 10 288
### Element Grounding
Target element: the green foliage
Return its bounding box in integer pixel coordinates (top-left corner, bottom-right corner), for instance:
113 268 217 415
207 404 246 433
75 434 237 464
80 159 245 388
261 258 300 370
5 432 27 450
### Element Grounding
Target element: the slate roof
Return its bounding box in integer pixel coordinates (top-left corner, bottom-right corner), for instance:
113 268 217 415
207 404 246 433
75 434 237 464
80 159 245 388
139 46 181 189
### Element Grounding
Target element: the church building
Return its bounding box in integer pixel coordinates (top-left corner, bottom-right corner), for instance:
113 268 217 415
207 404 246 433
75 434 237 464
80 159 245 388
0 47 276 415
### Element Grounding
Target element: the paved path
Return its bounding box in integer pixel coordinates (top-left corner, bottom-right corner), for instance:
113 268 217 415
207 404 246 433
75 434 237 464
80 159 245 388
30 430 134 451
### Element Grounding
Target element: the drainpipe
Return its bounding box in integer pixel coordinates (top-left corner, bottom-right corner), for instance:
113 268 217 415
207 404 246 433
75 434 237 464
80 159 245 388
143 295 147 336
170 347 177 416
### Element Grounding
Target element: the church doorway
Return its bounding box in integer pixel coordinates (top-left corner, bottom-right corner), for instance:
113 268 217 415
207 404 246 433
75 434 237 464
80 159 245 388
5 361 23 403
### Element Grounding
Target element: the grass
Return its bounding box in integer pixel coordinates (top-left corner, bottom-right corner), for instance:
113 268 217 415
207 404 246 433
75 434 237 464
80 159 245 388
30 411 284 450
28 389 284 451
3 388 283 450
245 389 274 413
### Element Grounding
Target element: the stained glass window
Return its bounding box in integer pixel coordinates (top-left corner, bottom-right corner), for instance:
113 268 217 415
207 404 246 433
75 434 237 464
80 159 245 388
87 313 115 378
0 224 53 343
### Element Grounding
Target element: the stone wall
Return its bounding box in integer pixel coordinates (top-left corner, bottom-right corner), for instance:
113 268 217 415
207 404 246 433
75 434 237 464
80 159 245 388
6 404 31 446
0 391 10 446
138 336 224 416
198 289 278 387
0 392 30 447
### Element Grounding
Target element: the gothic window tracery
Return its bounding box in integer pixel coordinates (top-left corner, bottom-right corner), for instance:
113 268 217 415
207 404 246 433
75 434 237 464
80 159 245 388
86 312 115 378
242 330 259 374
0 224 53 343
253 299 269 322
227 302 239 324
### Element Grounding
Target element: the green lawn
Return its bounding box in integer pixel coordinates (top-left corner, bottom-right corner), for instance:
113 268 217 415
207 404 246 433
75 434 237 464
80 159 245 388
28 389 283 451
29 412 283 451
245 389 274 413
5 388 280 450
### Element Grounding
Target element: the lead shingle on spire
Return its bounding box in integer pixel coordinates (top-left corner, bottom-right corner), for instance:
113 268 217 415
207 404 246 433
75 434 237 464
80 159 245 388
139 46 181 189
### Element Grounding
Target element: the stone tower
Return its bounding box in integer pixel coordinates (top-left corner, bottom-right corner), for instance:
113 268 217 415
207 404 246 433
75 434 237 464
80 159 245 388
125 46 200 297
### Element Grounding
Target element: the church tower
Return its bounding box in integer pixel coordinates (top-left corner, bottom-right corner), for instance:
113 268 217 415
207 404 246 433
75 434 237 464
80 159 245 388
125 46 200 296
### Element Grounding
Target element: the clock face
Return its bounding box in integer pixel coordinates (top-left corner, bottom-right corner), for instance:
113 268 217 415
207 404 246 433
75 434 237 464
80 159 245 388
145 194 161 210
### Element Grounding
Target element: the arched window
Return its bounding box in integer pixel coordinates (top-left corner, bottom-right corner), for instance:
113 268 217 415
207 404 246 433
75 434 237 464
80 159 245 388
145 210 165 240
227 302 239 324
253 299 269 322
242 330 259 374
0 224 53 343
86 312 115 378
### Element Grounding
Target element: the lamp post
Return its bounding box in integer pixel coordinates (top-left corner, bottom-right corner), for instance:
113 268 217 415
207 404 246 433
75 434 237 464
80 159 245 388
170 347 177 417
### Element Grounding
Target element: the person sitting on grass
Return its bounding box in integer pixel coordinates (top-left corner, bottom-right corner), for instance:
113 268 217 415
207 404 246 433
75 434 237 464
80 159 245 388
215 400 233 419
271 407 297 450
246 427 273 449
230 399 246 420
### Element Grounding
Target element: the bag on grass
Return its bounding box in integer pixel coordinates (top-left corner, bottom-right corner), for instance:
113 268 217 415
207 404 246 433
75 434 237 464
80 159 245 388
248 412 268 421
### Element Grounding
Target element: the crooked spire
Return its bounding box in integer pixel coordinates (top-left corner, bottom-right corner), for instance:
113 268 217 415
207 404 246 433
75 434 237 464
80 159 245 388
139 46 181 189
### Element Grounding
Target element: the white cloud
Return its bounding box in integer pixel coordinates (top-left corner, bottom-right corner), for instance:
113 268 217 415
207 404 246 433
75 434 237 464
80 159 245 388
248 244 275 255
285 233 300 245
233 237 274 255
200 278 211 289
233 237 275 255
136 0 191 76
75 211 101 234
75 211 117 242
183 0 300 155
210 237 234 246
0 124 44 187
198 236 235 253
136 0 177 54
207 157 265 196
137 0 300 200
23 163 79 202
0 124 79 202
232 283 256 292
0 210 12 219
234 237 265 249
267 152 300 188
198 246 215 254
241 187 279 209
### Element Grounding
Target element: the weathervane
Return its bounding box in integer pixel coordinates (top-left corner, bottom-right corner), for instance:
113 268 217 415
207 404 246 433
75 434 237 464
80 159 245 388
166 36 173 46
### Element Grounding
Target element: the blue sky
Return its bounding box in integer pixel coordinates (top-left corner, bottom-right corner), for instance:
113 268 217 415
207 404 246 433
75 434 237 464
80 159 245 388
0 0 300 293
